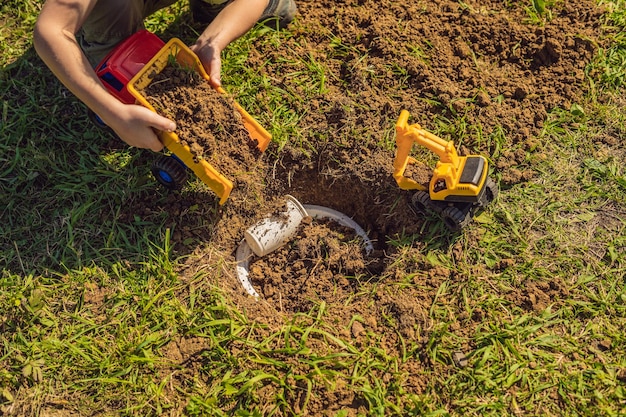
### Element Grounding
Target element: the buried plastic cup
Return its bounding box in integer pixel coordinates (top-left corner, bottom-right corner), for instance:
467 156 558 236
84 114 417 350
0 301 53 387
244 195 308 257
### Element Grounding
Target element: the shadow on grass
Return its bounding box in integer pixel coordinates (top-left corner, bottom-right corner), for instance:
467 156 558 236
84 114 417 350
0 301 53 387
0 28 223 276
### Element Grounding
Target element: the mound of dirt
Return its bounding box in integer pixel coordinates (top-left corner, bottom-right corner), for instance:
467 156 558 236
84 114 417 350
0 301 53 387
248 215 373 311
252 0 604 185
142 64 264 193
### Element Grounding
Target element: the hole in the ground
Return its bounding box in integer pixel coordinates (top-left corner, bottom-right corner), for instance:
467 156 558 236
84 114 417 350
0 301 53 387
235 164 447 312
273 165 427 253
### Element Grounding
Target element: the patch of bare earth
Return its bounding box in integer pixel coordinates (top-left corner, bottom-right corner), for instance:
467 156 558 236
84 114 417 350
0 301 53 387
127 0 607 414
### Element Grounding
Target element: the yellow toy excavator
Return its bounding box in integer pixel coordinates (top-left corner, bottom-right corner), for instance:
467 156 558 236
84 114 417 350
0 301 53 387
393 110 498 231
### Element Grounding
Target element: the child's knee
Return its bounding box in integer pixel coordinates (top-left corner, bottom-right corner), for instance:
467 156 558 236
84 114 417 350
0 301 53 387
260 0 297 29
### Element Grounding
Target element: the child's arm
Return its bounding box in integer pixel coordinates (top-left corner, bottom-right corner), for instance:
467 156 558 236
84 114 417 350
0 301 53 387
33 0 174 151
191 0 270 87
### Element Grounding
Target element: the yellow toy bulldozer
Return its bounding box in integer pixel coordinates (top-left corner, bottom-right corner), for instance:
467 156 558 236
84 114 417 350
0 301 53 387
393 110 498 231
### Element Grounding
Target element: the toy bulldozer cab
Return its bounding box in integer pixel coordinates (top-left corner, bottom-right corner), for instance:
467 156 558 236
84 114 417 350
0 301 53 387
393 110 498 231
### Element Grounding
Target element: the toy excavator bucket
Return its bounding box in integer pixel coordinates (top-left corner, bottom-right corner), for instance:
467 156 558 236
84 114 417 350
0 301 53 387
127 38 271 204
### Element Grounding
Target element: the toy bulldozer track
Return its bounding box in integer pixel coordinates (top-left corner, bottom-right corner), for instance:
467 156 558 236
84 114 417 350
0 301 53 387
127 38 271 205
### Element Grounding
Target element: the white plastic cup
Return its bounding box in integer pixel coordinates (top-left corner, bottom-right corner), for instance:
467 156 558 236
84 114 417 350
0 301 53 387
244 195 308 257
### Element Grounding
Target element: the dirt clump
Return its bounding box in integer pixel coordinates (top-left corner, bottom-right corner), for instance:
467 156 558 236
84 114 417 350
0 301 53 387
141 64 262 177
249 216 373 313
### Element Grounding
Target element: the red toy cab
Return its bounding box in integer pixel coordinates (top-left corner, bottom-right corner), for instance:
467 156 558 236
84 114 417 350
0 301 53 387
95 30 165 104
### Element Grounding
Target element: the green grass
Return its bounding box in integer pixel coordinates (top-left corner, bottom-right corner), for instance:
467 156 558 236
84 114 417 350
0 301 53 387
2 0 626 416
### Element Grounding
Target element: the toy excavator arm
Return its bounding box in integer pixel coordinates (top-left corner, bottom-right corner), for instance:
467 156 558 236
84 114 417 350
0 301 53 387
393 110 424 190
393 110 460 190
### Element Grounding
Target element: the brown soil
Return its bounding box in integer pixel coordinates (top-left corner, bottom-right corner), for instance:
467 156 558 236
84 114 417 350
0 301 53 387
248 216 373 311
142 65 255 166
127 0 608 414
141 64 276 216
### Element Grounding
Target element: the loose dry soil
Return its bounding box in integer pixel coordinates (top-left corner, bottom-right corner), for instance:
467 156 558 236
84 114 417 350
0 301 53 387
123 0 608 414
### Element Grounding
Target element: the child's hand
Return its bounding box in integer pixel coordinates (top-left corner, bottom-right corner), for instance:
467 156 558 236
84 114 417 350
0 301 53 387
190 42 222 88
105 103 175 151
190 0 268 89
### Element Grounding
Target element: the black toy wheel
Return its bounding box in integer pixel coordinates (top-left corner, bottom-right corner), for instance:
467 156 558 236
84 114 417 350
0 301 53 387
411 190 432 214
484 177 499 204
476 177 499 211
151 155 188 190
441 206 471 232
